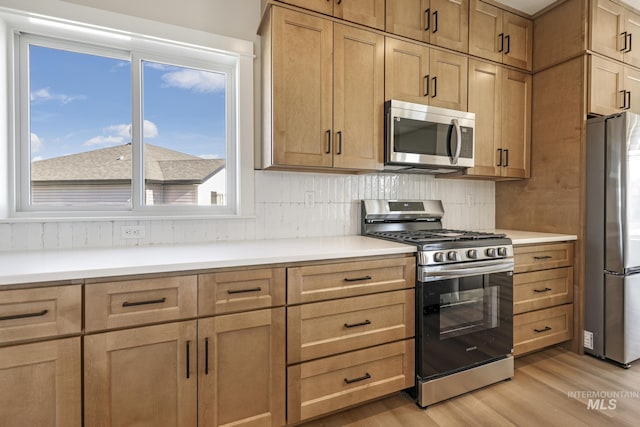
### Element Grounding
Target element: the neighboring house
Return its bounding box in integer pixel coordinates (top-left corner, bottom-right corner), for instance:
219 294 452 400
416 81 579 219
30 143 225 206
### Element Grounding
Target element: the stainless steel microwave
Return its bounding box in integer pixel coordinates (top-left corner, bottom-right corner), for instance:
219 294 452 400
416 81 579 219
384 100 475 174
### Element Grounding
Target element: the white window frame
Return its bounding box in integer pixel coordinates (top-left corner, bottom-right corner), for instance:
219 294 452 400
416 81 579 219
1 6 254 220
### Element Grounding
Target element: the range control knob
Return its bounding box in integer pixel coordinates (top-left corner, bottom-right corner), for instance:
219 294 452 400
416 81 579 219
486 247 497 258
447 251 460 261
434 252 445 262
498 247 508 257
466 249 478 259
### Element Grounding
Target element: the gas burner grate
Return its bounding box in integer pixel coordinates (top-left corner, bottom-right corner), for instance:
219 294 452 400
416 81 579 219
369 229 506 244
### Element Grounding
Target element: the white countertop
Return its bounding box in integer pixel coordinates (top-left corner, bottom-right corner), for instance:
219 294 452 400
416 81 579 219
495 229 577 245
0 236 416 286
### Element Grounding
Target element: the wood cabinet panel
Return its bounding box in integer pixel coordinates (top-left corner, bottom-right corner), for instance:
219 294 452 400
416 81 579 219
85 275 197 331
287 256 415 304
0 285 81 345
288 290 415 363
502 12 533 71
0 337 81 427
514 267 574 314
198 267 285 316
279 0 334 16
430 0 469 53
335 0 385 30
624 65 640 114
84 321 198 427
198 308 285 427
469 0 502 62
514 304 573 356
591 0 625 62
589 54 624 115
625 10 640 67
429 48 468 110
385 37 430 104
287 339 415 423
501 69 531 178
385 0 428 41
514 243 574 274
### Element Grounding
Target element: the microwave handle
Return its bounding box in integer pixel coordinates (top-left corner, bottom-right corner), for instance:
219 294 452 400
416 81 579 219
450 119 461 165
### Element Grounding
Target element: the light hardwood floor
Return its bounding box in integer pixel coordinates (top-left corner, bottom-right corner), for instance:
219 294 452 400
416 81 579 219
300 347 640 427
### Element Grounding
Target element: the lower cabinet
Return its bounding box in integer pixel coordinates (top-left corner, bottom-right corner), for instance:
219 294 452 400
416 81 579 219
0 337 82 427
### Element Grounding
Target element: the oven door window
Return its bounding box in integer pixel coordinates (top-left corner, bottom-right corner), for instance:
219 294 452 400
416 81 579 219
439 284 498 339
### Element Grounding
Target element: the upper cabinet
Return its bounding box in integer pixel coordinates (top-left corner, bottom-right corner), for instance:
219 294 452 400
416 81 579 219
261 7 384 171
386 0 469 53
591 0 640 68
588 54 640 115
469 0 532 71
281 0 385 29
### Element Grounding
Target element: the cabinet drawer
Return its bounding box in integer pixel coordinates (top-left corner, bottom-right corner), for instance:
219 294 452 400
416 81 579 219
287 257 415 304
287 339 414 423
199 267 285 315
514 304 573 356
514 267 573 314
288 289 415 363
514 243 574 273
0 285 81 345
85 275 197 332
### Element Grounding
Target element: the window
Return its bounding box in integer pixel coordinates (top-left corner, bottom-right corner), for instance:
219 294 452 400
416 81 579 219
6 12 254 218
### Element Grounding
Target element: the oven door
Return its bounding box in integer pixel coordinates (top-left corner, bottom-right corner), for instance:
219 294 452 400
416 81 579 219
416 259 513 379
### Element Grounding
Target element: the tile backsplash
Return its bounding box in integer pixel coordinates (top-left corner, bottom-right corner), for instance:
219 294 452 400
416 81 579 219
0 171 494 251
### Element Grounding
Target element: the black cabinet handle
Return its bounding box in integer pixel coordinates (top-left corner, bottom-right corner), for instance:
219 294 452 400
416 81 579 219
186 341 191 379
504 149 509 167
620 90 627 109
325 129 332 154
227 287 262 294
432 76 437 98
204 337 209 375
344 320 371 328
433 10 438 33
628 33 633 53
424 74 430 96
344 373 371 384
626 90 632 110
0 309 48 322
534 326 552 333
505 35 511 54
424 8 430 31
497 148 503 167
336 131 342 155
498 33 504 53
533 255 552 260
122 297 166 307
533 287 553 293
621 31 628 52
344 275 372 282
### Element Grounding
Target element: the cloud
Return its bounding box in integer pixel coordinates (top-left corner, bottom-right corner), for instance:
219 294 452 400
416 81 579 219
30 87 86 105
198 154 223 159
31 133 43 153
31 156 43 162
84 120 158 147
161 69 225 93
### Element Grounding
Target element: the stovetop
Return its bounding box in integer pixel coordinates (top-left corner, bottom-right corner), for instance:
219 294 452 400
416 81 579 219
367 229 507 244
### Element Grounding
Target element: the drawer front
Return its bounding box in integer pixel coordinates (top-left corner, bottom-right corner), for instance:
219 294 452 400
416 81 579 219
0 285 82 345
287 257 415 304
287 339 414 423
514 304 573 356
199 267 285 315
85 275 197 332
514 242 574 273
288 289 415 363
514 267 573 314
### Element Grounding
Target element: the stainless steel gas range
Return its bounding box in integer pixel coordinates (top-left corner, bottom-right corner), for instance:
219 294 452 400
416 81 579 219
361 199 514 408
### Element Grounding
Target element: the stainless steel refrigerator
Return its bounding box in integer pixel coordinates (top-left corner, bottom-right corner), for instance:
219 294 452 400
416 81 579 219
585 111 640 367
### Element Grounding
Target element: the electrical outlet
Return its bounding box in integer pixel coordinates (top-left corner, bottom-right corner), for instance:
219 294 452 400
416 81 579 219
120 225 145 239
304 190 315 208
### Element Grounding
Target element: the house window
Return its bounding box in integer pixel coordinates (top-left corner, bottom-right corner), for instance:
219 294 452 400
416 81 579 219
8 12 252 218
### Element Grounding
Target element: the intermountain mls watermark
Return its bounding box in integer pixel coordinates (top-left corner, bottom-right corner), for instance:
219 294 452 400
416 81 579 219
568 390 640 410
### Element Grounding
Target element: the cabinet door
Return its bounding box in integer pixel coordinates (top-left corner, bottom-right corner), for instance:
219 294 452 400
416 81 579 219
84 321 197 427
430 0 469 53
385 37 430 104
625 10 640 68
502 12 532 71
0 337 81 427
385 0 429 42
589 55 624 115
429 49 468 111
198 308 285 427
279 0 333 16
467 59 502 177
335 0 385 30
591 0 625 62
501 69 531 178
624 66 640 114
271 7 333 168
469 0 502 63
333 24 384 171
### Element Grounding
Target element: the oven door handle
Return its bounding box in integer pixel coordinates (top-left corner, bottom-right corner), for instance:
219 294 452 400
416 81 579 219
420 260 514 281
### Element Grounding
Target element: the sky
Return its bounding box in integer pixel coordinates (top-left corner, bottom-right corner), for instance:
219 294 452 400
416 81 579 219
28 44 227 162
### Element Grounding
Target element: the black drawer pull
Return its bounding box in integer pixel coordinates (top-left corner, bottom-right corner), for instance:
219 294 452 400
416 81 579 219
344 276 372 282
344 320 371 329
204 337 209 375
533 287 553 293
534 326 552 333
122 297 167 307
186 340 191 379
533 255 552 260
0 309 48 321
344 372 371 384
227 287 262 295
